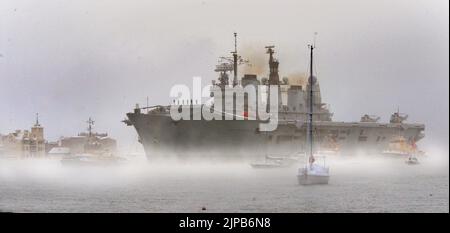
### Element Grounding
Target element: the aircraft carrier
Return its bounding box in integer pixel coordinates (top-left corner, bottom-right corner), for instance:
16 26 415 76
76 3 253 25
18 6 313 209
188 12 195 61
124 34 425 159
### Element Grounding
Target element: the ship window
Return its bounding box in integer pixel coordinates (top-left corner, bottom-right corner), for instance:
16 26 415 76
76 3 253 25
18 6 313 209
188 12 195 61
347 129 351 135
293 107 296 111
376 136 381 142
358 136 368 142
338 137 346 140
359 130 364 135
276 135 293 144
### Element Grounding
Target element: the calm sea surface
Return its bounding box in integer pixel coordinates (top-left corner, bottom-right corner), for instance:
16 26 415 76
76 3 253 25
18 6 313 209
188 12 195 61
0 154 448 213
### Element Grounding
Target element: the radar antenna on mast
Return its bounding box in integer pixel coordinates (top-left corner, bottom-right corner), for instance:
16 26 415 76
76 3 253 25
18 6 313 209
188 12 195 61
214 33 249 86
87 117 95 137
234 32 237 55
232 32 238 86
265 45 280 85
35 113 40 126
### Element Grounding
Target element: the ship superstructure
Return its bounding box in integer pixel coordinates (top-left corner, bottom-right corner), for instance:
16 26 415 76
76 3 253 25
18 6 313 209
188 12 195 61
56 117 117 155
124 35 425 159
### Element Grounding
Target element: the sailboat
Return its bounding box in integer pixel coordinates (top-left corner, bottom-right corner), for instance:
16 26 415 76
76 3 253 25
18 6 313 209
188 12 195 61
251 131 300 168
297 44 330 185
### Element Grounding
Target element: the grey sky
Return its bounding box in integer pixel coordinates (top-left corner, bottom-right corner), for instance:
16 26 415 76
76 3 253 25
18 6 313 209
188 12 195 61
0 0 448 150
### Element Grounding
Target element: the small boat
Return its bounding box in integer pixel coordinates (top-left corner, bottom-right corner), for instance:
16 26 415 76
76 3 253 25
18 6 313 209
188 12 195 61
405 154 420 165
382 136 425 157
297 44 330 185
250 161 283 169
61 153 126 166
250 155 299 169
47 146 71 160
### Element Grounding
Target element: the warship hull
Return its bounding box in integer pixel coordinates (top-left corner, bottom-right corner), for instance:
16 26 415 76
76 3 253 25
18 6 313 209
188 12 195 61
126 112 425 159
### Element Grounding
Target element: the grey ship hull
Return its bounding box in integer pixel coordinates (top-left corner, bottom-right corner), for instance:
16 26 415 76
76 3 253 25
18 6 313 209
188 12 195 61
126 112 425 159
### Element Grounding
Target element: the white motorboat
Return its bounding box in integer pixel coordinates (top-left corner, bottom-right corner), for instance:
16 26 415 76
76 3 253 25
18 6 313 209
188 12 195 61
61 153 126 166
405 153 420 165
250 160 284 169
250 155 300 169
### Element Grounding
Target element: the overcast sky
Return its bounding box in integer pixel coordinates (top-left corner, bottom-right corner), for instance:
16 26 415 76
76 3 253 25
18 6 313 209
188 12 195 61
0 0 448 150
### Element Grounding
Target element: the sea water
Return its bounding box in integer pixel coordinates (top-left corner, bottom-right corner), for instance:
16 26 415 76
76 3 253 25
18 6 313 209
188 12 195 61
0 153 448 213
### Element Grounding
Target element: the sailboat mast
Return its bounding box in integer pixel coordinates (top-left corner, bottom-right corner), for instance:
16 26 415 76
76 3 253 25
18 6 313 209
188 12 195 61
308 45 314 164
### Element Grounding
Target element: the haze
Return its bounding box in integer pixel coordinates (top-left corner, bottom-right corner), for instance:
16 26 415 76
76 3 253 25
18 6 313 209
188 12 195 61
0 0 448 152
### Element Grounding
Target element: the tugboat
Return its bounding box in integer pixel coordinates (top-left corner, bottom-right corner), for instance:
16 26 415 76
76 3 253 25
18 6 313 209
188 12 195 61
297 44 330 185
382 134 425 157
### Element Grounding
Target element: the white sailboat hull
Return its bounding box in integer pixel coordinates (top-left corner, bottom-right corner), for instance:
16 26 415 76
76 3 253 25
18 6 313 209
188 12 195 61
297 166 330 185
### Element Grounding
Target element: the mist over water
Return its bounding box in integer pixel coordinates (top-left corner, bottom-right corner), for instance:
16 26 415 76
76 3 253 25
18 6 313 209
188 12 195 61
1 147 447 213
0 0 448 213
